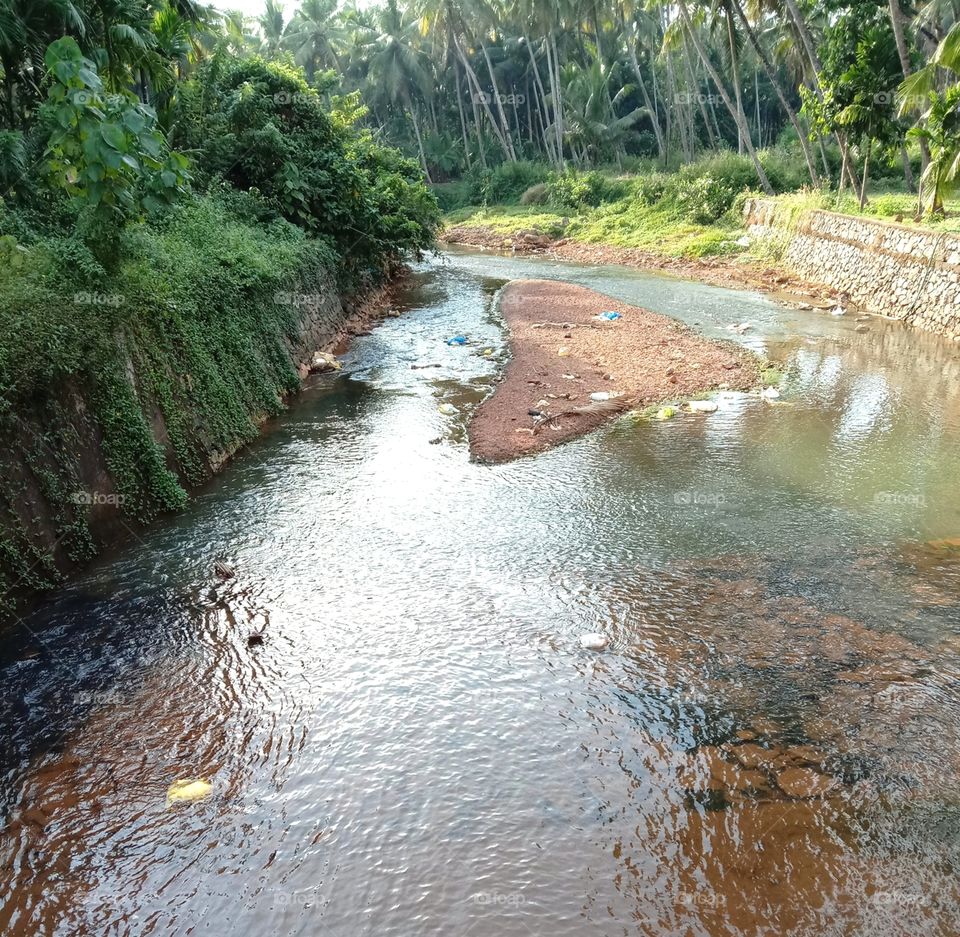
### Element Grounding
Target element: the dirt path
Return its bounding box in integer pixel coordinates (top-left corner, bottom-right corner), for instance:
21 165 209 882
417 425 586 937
468 279 761 463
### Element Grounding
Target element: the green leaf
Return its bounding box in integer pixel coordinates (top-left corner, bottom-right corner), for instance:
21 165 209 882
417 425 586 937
100 123 126 151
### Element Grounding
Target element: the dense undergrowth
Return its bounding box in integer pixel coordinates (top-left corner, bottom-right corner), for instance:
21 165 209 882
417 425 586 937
0 50 440 611
440 148 960 259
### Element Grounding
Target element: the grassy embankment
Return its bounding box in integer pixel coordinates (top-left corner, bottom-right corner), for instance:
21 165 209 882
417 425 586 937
436 153 960 263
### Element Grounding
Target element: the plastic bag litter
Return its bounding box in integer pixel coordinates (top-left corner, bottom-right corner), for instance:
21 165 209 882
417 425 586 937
446 335 469 346
167 779 212 804
655 406 676 420
579 632 609 650
438 403 459 415
595 311 622 321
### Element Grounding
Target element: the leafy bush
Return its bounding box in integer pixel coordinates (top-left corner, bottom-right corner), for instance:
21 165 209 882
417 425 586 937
546 169 611 208
520 182 549 205
672 173 738 223
431 180 473 212
634 173 671 207
41 37 190 251
173 56 439 285
465 161 551 204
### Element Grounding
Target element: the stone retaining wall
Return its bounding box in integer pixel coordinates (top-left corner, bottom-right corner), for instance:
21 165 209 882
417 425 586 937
743 198 960 339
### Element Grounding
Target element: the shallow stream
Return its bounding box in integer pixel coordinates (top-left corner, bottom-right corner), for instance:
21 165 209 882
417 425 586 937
3 249 960 936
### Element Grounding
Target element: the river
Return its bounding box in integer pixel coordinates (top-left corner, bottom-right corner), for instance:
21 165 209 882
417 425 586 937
2 249 960 936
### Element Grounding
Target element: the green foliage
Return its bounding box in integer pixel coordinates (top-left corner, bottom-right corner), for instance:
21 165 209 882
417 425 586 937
173 55 439 285
42 37 190 248
546 169 614 208
0 193 343 595
465 161 551 205
672 174 738 224
520 182 549 205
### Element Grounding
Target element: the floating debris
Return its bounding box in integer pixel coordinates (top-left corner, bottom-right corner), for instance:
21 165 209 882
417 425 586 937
760 387 781 400
687 399 718 413
167 779 213 804
309 351 342 374
213 561 235 580
579 632 609 651
438 403 459 416
446 335 469 346
655 406 676 420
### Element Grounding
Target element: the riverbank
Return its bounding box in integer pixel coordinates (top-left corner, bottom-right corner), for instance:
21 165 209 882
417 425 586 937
0 197 411 620
444 221 831 300
468 279 761 463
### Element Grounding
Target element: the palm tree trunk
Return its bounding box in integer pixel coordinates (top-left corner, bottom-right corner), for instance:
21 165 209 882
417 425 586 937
523 34 558 165
544 31 565 165
729 0 818 184
408 99 433 183
453 34 512 160
625 41 665 159
454 62 473 171
888 0 930 201
479 38 517 160
677 0 774 194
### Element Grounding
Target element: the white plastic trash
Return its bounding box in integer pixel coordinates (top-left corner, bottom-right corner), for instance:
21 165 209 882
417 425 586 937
579 632 609 651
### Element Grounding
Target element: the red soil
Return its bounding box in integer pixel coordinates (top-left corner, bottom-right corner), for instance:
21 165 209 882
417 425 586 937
468 279 760 463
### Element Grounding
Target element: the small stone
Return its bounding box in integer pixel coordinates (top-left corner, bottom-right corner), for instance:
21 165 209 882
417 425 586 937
687 399 718 413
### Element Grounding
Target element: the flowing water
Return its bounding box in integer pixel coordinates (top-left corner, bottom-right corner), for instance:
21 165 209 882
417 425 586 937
3 249 960 937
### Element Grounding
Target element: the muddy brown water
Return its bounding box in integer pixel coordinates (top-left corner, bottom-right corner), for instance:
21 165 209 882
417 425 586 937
3 249 960 936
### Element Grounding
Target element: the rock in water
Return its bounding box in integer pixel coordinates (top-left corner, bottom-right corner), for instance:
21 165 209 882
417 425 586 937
579 632 609 651
438 403 458 416
687 399 718 413
167 779 213 804
309 351 342 374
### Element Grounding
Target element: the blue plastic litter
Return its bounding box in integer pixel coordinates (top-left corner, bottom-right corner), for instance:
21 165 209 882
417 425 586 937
598 311 622 321
446 335 469 346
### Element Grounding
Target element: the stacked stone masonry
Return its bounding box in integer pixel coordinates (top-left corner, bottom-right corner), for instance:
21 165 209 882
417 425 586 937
743 198 960 340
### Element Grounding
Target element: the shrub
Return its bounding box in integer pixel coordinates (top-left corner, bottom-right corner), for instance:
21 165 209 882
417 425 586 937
635 173 671 207
520 182 549 205
546 170 610 208
431 180 472 212
672 173 738 223
465 161 551 204
173 56 439 285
